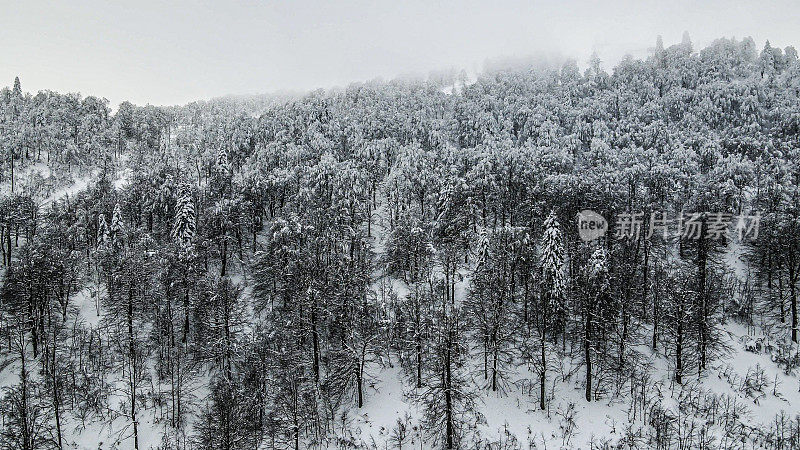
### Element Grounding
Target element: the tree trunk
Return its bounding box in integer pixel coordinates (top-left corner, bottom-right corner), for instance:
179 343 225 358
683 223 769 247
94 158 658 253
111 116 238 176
356 364 364 408
415 290 422 388
19 329 31 450
128 287 139 450
652 281 659 349
491 346 498 391
52 342 63 449
675 314 683 385
584 301 592 402
10 150 14 193
539 336 546 410
697 227 708 370
444 328 454 449
790 260 797 343
1 226 6 266
643 240 650 319
182 283 190 345
7 224 12 266
311 293 320 384
220 236 228 277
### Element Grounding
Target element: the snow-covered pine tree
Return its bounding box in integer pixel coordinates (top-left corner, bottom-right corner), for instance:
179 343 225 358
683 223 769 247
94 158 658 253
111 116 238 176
216 147 231 177
12 76 21 97
97 214 110 248
530 210 567 410
110 202 124 247
541 211 566 330
212 147 233 197
583 247 608 402
760 41 776 78
172 185 196 252
588 248 608 280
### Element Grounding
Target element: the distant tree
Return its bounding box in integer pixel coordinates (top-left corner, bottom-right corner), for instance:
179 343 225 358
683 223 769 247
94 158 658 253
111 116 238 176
12 76 21 97
761 41 776 78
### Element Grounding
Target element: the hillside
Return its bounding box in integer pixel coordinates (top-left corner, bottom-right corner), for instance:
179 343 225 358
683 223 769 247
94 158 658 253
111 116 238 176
1 35 800 449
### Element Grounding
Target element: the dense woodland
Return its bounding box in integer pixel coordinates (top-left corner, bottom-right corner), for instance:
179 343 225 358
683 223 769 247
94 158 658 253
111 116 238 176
1 35 800 449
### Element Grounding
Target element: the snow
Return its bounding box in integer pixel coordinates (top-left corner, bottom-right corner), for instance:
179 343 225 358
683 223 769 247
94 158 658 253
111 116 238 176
2 162 798 449
439 70 478 96
350 365 424 445
341 316 799 448
342 198 800 447
42 172 95 205
72 283 104 328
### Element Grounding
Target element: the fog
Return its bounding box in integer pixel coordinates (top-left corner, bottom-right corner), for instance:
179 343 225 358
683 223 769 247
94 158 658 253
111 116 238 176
2 0 798 107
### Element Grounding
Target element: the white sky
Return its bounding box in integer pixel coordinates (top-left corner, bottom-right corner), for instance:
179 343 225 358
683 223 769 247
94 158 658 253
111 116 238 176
2 0 798 107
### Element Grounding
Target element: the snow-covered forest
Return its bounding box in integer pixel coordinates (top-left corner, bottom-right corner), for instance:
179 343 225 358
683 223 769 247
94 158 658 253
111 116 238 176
1 35 800 449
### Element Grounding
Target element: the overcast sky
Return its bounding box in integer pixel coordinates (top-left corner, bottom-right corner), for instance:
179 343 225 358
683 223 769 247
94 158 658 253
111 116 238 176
2 0 799 107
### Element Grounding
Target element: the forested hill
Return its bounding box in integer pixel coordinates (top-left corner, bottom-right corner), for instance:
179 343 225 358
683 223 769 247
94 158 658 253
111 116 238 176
1 35 799 449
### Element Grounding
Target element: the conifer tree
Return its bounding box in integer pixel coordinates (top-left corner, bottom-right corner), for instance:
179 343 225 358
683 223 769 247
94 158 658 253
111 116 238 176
216 147 231 177
583 247 608 401
529 211 567 410
172 185 196 251
12 76 21 97
110 202 125 247
541 211 566 332
97 214 110 248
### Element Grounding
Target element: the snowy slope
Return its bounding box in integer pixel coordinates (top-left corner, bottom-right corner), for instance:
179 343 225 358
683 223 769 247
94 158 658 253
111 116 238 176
2 171 798 450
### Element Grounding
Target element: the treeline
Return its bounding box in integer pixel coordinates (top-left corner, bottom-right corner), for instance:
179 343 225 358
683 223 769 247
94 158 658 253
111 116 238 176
1 35 800 449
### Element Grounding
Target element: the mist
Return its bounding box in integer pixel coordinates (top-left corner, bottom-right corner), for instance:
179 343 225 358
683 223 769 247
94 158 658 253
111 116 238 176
2 0 798 107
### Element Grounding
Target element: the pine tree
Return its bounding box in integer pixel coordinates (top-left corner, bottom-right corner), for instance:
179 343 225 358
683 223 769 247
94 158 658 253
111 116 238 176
681 31 693 53
655 35 665 70
171 184 198 343
541 211 566 331
213 147 232 197
761 41 776 78
589 52 602 78
12 76 21 97
110 202 125 247
216 147 231 177
97 214 110 248
172 186 196 251
530 211 567 410
583 247 608 401
655 35 664 55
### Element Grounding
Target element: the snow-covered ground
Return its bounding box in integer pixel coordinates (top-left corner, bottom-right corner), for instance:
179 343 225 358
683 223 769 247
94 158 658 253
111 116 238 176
343 201 800 448
2 171 798 449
